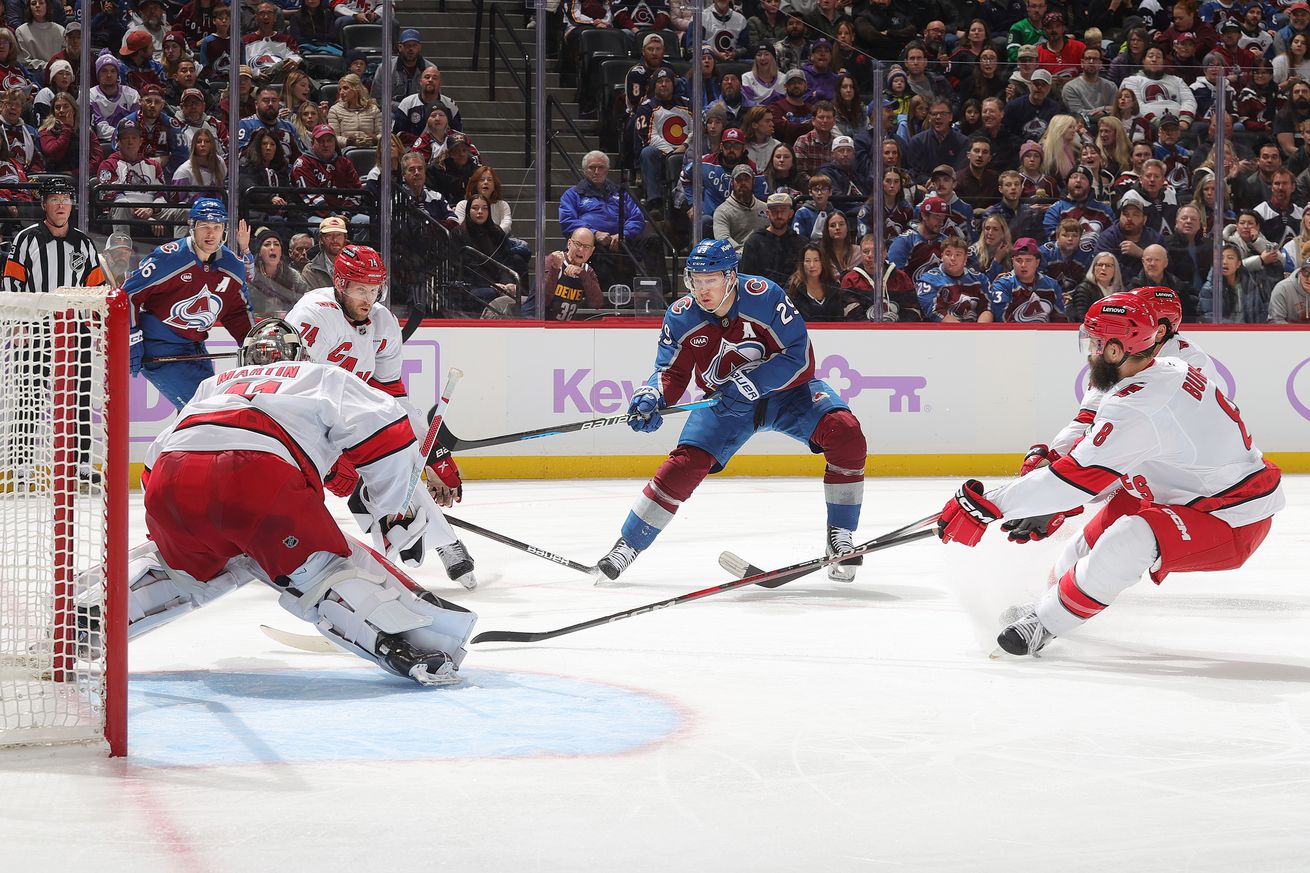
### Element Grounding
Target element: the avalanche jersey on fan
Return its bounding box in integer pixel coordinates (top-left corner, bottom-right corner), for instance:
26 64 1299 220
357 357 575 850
888 227 949 282
122 236 254 344
987 272 1065 322
914 266 990 322
648 274 814 404
1050 333 1217 454
990 357 1284 528
147 360 420 517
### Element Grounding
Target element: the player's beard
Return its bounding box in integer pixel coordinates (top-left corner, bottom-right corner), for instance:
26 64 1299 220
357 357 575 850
1088 354 1123 391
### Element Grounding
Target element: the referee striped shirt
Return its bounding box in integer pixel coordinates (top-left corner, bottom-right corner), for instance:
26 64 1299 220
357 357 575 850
2 222 107 294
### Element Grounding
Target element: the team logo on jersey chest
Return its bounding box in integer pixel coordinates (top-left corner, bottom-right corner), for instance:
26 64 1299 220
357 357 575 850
164 286 223 332
705 337 765 388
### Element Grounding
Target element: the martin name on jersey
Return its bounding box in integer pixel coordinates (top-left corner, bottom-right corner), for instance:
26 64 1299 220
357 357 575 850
122 236 253 344
649 274 814 404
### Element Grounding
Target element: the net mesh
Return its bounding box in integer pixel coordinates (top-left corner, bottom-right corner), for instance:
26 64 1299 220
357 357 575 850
0 289 112 749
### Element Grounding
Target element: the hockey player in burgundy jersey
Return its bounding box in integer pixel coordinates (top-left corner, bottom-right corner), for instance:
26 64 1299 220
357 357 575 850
103 318 478 686
287 244 476 589
593 239 869 583
938 293 1285 657
122 198 256 410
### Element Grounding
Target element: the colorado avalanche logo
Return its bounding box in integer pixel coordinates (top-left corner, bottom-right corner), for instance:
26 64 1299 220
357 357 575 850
660 114 688 147
743 277 769 295
706 338 766 389
1011 291 1056 323
165 286 222 332
711 28 736 56
1143 82 1168 105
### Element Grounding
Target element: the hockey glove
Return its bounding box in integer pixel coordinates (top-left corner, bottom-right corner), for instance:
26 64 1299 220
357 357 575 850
324 457 360 498
627 385 666 433
426 445 462 508
937 479 1002 547
385 488 443 569
712 372 760 419
129 328 144 376
1001 505 1084 543
1019 444 1061 477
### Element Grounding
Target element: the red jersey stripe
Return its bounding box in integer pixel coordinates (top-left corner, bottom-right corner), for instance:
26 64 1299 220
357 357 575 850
175 406 322 489
1057 568 1108 620
1049 455 1121 495
342 416 415 470
1188 460 1282 514
366 377 408 398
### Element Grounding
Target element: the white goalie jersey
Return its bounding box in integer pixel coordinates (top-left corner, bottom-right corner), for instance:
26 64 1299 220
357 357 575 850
992 357 1285 528
145 360 423 517
1050 333 1216 454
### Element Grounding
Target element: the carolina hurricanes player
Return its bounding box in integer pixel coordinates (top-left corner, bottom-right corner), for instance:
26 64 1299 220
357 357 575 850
938 293 1285 656
1005 286 1217 543
286 244 477 589
594 239 868 582
122 198 255 410
82 318 477 686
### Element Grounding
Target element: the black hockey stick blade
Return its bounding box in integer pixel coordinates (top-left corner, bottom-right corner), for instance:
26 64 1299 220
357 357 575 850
470 526 938 645
445 514 592 574
721 512 942 588
435 398 718 453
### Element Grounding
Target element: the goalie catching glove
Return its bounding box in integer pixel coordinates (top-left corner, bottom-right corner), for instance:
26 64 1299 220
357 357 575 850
937 479 1001 547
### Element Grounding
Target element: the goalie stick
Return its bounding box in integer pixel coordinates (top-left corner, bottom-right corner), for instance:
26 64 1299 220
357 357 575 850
432 398 719 452
718 513 942 586
260 623 341 654
469 523 939 645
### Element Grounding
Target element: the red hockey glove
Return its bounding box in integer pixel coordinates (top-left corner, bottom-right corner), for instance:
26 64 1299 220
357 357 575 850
937 479 1002 547
426 445 462 508
324 457 360 497
1019 444 1061 477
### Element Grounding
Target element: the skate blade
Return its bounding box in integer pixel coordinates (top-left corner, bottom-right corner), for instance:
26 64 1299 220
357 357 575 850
456 572 478 590
989 646 1043 660
591 567 613 587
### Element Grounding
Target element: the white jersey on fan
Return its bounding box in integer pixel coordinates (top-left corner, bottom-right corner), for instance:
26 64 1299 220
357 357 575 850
286 287 425 437
146 360 422 517
1050 332 1215 454
992 356 1284 528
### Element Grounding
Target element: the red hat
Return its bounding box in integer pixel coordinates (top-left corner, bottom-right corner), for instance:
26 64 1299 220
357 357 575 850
1012 237 1040 257
312 123 336 140
120 30 153 56
163 31 185 48
721 127 745 144
181 87 206 102
1290 2 1310 12
140 83 164 97
919 196 948 217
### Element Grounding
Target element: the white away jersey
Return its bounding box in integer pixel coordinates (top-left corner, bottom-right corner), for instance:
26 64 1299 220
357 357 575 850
993 357 1284 528
1050 332 1216 454
146 361 421 517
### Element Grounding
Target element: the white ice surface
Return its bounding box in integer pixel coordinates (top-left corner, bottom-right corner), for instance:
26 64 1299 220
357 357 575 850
5 476 1310 873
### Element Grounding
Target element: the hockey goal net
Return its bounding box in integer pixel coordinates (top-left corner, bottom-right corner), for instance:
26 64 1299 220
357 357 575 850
0 287 128 756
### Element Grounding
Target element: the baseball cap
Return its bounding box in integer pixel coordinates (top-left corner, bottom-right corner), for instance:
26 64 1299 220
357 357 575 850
116 118 142 136
163 31 184 48
1016 44 1039 60
1118 189 1148 211
239 64 254 79
832 135 855 150
784 68 807 84
64 20 80 34
105 232 134 251
120 30 152 56
446 132 468 147
1220 18 1242 32
722 127 745 144
642 32 664 48
1030 68 1053 85
766 192 793 208
1156 112 1181 129
652 68 675 82
318 216 348 236
811 38 832 51
1012 237 1040 257
930 163 955 179
312 123 336 140
399 28 421 44
181 87 205 102
919 196 948 217
1020 140 1043 158
1042 11 1064 24
1176 31 1197 42
140 83 164 97
1069 164 1095 183
731 163 754 179
1299 256 1310 274
1291 2 1310 13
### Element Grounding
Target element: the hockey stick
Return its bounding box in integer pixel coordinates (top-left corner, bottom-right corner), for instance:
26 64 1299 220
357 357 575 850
445 514 593 575
719 512 941 587
143 350 239 364
434 398 719 453
260 623 340 654
469 524 939 645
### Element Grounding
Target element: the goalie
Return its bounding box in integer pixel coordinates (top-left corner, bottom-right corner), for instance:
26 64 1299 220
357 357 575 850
83 318 476 686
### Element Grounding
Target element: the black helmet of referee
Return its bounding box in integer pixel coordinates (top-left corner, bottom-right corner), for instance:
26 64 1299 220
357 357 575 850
39 176 77 202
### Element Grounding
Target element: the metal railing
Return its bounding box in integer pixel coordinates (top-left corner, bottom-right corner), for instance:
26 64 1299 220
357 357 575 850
485 1 534 166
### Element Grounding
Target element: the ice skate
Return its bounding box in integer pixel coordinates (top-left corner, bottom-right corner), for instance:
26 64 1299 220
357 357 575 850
826 525 862 582
376 635 460 687
593 537 641 584
994 604 1054 658
436 540 477 589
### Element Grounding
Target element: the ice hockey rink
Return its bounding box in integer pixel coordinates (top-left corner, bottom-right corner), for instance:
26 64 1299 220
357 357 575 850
6 475 1310 872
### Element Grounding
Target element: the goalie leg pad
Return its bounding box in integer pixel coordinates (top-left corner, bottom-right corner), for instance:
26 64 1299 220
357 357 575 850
277 540 477 678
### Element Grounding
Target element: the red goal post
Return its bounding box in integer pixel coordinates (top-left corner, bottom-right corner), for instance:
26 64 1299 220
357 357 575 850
0 287 129 756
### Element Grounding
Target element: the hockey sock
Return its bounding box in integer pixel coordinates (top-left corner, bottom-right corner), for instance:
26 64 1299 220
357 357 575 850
620 445 715 550
812 410 866 531
1036 514 1158 637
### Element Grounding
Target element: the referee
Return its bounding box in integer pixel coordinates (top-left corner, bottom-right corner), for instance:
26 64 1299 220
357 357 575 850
2 177 108 485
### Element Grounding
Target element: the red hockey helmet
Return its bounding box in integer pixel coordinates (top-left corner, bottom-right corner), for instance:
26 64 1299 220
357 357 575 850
334 244 387 286
1080 293 1159 358
1129 285 1183 334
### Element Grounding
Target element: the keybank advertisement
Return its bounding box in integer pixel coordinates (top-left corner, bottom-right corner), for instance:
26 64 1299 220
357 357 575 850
128 326 1310 467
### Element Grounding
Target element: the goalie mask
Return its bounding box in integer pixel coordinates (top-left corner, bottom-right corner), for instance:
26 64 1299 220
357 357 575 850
239 317 306 367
